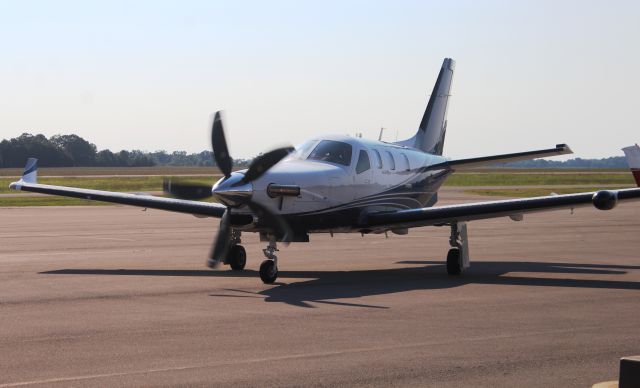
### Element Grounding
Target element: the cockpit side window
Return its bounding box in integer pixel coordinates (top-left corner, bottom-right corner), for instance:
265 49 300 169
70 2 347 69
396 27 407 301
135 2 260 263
372 149 383 169
356 150 371 174
385 150 396 170
307 140 353 166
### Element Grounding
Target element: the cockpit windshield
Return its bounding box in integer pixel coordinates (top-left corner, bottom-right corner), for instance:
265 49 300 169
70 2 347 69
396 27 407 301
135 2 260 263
307 140 353 166
290 140 318 159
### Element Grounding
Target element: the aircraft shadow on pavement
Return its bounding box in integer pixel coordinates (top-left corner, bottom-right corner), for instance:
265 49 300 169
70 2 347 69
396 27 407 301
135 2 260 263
41 260 640 308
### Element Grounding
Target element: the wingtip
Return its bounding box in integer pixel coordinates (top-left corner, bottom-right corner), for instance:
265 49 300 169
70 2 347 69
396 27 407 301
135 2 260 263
555 143 573 154
21 158 38 183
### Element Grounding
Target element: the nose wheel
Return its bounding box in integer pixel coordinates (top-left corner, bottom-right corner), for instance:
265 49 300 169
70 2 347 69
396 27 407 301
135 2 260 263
259 239 279 284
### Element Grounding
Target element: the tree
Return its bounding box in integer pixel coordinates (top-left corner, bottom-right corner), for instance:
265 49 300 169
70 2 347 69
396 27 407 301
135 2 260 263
95 149 118 166
50 134 97 166
0 133 73 167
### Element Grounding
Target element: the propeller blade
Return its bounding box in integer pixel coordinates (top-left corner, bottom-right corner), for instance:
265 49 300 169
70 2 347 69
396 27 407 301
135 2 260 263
247 200 293 245
211 111 233 178
207 210 232 268
241 146 294 184
163 179 212 200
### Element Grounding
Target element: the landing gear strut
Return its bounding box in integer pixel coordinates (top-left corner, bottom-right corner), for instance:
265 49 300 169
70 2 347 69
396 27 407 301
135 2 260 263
224 229 246 271
259 238 279 284
447 222 470 276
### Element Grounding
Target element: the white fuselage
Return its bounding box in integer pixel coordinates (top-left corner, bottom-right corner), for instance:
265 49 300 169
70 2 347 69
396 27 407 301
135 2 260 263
217 135 450 233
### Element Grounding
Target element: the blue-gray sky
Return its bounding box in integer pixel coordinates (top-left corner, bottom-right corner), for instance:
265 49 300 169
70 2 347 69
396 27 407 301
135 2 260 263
0 0 638 158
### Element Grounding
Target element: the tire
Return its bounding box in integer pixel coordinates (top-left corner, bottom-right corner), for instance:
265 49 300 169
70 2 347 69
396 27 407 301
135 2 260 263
259 260 278 284
446 248 462 276
228 245 247 271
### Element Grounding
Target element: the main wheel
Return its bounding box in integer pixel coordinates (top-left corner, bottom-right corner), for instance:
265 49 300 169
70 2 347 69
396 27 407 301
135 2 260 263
259 260 278 284
227 245 247 271
446 248 462 276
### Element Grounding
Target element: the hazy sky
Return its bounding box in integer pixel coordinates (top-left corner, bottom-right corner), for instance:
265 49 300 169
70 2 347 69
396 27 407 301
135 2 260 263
0 0 638 159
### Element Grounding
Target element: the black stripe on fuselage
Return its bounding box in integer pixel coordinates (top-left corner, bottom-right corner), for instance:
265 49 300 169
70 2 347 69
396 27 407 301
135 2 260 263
259 168 452 232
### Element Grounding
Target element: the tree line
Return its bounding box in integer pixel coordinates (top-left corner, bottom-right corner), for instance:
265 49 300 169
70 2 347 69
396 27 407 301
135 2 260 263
499 156 628 169
0 132 630 169
0 133 251 168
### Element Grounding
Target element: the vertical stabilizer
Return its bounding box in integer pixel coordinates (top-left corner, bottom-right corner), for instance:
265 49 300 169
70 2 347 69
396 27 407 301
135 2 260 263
622 144 640 186
396 58 455 154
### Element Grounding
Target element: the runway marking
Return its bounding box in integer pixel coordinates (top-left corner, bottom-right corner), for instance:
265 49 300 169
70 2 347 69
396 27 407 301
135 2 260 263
0 325 620 387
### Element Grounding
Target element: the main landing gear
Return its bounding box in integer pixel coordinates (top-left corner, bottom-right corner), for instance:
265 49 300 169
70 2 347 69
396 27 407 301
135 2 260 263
259 239 279 284
447 222 470 276
224 229 246 271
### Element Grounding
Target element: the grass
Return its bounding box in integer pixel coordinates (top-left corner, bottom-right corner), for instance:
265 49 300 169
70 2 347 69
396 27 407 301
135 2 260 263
445 172 634 186
465 186 632 198
0 166 222 177
0 174 222 206
0 176 220 194
0 196 113 207
0 171 632 194
0 192 222 207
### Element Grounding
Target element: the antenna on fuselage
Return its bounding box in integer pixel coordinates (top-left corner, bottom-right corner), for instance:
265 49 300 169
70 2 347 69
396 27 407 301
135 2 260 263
378 127 385 141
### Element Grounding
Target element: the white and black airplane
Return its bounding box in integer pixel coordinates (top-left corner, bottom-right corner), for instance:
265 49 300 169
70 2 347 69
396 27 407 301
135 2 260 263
10 58 640 284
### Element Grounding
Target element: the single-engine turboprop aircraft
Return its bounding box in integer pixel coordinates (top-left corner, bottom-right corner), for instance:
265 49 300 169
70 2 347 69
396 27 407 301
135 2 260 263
10 58 640 283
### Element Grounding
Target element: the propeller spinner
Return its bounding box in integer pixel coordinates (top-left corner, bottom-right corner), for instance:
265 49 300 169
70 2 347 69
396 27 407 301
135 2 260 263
163 112 294 268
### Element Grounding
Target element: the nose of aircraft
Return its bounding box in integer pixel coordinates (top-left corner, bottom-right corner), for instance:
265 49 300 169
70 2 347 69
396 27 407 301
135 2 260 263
212 173 253 207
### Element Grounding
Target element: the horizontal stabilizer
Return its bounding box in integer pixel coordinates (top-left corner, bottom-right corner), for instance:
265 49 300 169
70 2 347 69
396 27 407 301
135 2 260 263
428 144 572 171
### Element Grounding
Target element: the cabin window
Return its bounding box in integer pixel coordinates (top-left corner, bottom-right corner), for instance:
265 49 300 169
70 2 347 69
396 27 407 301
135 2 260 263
372 149 383 169
385 151 396 170
356 150 371 174
401 153 410 171
307 140 353 166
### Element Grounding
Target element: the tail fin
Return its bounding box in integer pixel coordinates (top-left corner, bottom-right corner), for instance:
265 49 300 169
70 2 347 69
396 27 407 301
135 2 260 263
22 158 38 183
9 158 38 191
622 144 640 186
396 58 455 155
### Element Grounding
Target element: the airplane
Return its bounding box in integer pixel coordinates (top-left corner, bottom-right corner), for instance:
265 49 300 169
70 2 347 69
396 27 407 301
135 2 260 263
9 58 640 284
623 144 640 186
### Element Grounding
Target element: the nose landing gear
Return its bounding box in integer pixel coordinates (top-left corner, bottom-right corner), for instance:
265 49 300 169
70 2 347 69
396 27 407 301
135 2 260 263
259 238 279 284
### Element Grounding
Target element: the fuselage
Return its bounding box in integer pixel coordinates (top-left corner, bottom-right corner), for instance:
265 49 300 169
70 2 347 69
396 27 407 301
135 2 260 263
214 135 452 235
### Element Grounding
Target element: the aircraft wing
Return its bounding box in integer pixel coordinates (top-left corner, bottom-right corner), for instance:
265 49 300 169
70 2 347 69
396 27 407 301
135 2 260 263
8 159 227 218
427 144 573 171
364 188 640 229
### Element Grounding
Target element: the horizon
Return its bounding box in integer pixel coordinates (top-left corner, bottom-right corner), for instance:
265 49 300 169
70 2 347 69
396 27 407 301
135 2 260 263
0 131 633 164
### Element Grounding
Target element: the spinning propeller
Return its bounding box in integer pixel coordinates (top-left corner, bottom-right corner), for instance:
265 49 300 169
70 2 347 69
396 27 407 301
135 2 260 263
164 112 294 268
